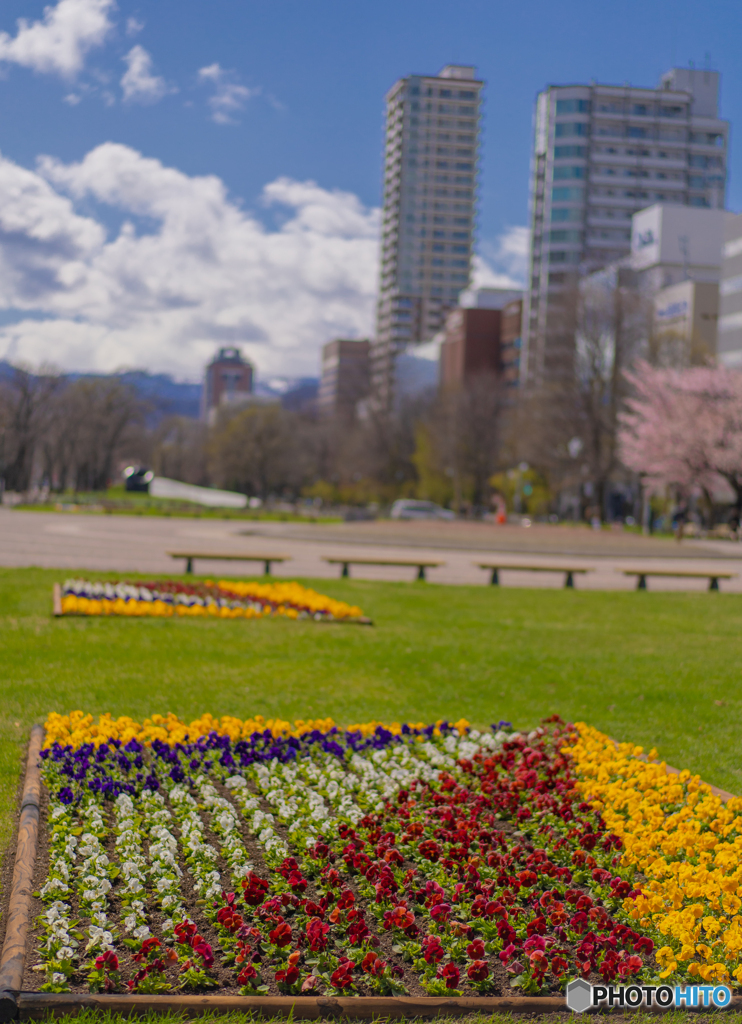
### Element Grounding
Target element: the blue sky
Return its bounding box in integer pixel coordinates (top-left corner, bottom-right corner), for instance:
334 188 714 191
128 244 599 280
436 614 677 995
0 0 741 380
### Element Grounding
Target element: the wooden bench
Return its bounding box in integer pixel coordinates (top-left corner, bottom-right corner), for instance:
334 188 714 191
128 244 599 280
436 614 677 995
323 557 444 581
621 569 737 591
167 551 290 575
477 563 593 589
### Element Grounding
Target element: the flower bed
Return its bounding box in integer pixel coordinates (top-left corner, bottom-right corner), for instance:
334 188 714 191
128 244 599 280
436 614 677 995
23 712 740 998
570 725 742 985
56 580 366 623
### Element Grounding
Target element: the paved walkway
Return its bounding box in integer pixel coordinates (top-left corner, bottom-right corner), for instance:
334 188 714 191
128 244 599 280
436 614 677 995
3 510 742 592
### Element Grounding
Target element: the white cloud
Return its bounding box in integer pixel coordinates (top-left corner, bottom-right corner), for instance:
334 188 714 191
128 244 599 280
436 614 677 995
473 225 529 290
125 17 144 37
0 0 114 78
121 45 174 104
198 63 257 124
0 143 380 378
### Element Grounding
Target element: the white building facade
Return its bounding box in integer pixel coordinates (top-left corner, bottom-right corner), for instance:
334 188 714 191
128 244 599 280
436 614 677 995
719 213 742 368
630 203 726 290
371 65 483 408
524 67 728 382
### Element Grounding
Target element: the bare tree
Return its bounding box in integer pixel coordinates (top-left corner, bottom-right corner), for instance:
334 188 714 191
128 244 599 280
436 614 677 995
517 269 647 519
40 378 145 492
0 367 61 493
427 374 505 512
357 396 425 500
151 416 210 485
211 403 302 499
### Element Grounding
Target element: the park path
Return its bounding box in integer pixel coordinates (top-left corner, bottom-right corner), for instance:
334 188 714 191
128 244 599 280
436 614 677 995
3 509 742 592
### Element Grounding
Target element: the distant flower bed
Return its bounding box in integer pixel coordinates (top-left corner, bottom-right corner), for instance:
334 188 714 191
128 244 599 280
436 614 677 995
58 579 365 622
29 713 739 997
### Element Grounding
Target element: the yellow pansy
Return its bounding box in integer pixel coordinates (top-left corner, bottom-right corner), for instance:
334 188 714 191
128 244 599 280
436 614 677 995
44 711 463 751
60 579 365 622
567 723 742 980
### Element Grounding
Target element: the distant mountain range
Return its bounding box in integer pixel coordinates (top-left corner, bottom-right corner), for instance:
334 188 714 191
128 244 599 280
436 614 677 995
0 362 318 421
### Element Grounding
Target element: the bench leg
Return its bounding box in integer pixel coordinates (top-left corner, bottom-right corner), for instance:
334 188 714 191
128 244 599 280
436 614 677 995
417 565 426 581
564 571 574 589
709 577 720 591
341 562 350 578
637 574 647 590
490 568 499 586
264 560 271 575
185 557 193 574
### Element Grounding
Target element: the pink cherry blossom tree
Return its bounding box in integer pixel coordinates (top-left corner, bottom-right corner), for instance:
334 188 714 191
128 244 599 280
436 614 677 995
619 361 742 516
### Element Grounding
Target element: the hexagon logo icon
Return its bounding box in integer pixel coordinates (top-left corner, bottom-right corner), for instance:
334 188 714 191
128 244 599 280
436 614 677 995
566 978 593 1014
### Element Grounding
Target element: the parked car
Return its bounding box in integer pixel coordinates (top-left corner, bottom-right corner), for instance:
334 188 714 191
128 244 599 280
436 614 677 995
390 499 455 521
122 465 154 492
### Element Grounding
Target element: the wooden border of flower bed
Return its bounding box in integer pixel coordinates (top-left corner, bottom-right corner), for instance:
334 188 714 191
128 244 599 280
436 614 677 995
13 992 574 1018
0 727 44 1022
12 990 742 1018
6 736 742 1019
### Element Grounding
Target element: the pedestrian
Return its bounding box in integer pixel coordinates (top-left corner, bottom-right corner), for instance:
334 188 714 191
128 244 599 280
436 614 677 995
673 503 688 543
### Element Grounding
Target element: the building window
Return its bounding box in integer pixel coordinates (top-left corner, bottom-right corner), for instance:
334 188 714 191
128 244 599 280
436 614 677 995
556 98 590 114
596 101 623 114
549 229 583 243
552 186 585 201
555 122 589 137
659 105 685 118
551 207 581 221
554 145 587 158
553 165 586 180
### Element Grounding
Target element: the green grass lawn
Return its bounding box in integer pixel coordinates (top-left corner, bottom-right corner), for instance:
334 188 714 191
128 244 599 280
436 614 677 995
2 565 742 858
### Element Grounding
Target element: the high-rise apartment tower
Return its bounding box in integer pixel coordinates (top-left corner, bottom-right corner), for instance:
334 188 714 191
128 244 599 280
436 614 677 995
524 67 728 381
372 65 483 407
